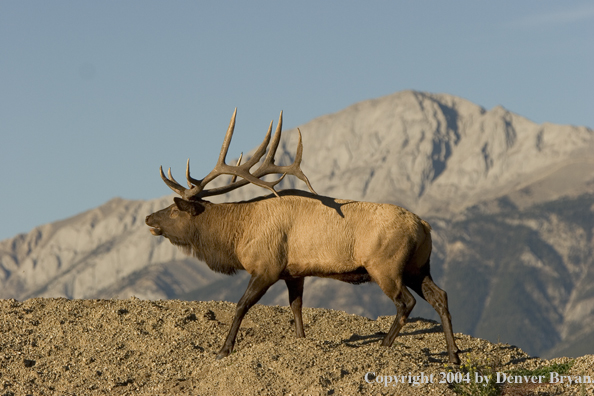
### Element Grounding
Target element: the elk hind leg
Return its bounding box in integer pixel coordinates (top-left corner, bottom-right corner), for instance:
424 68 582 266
217 274 276 359
408 273 460 364
370 272 417 347
382 285 416 347
285 278 305 338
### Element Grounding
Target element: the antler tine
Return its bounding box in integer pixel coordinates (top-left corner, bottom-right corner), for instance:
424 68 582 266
168 167 181 186
217 107 237 166
185 160 195 186
229 153 243 184
262 111 283 166
160 166 187 196
185 108 240 189
289 128 317 194
185 159 194 188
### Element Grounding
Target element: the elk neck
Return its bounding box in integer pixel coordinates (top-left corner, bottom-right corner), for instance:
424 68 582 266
186 200 252 274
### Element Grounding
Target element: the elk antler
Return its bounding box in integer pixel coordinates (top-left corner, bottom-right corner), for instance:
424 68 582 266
160 109 317 200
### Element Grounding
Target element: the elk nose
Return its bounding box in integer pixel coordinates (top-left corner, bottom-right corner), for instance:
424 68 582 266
145 215 151 224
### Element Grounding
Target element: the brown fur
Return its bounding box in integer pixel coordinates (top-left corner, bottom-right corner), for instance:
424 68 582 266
146 189 460 363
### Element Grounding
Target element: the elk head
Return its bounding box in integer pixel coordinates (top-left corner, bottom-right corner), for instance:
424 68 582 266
146 109 317 241
145 196 206 253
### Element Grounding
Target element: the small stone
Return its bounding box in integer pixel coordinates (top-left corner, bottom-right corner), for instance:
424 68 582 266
23 359 36 368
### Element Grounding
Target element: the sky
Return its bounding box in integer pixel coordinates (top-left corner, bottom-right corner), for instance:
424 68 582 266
1 1 593 241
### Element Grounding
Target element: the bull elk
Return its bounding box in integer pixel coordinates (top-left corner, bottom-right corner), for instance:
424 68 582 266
145 109 461 364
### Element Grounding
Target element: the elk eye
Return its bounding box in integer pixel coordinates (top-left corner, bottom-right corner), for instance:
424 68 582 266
170 208 179 218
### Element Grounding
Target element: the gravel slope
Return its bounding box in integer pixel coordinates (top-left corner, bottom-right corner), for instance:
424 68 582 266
1 298 592 395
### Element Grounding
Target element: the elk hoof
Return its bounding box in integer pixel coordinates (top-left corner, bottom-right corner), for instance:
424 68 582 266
449 353 461 365
216 348 231 360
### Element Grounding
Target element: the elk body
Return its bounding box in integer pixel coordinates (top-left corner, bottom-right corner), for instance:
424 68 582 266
146 110 461 364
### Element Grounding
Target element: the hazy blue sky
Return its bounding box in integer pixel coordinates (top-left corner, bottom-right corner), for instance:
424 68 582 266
1 2 593 241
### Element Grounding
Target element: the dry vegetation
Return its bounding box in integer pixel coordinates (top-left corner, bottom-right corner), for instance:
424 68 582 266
1 298 592 395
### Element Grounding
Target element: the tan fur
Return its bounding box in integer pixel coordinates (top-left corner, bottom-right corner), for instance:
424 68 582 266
146 189 460 363
156 191 426 281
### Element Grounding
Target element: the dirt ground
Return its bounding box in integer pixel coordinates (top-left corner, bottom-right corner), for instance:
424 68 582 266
0 298 592 395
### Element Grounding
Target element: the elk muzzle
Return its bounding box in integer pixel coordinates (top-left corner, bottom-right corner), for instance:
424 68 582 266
145 215 163 236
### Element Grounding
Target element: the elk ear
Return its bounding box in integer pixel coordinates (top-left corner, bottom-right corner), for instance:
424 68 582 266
174 197 205 216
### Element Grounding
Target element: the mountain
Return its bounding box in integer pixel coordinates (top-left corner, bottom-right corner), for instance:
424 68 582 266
1 90 593 358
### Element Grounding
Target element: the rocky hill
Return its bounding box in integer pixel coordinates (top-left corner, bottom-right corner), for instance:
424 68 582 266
1 90 593 359
2 298 593 395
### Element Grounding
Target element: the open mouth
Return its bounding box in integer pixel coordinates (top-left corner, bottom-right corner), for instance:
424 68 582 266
149 227 162 236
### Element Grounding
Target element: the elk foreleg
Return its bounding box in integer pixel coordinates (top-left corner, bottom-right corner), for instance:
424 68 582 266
285 278 305 338
216 274 276 359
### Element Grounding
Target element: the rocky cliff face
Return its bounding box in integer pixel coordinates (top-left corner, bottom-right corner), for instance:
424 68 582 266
1 90 593 358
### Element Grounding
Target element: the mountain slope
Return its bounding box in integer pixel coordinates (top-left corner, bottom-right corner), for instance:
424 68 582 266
0 196 229 300
432 193 594 356
1 90 593 358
